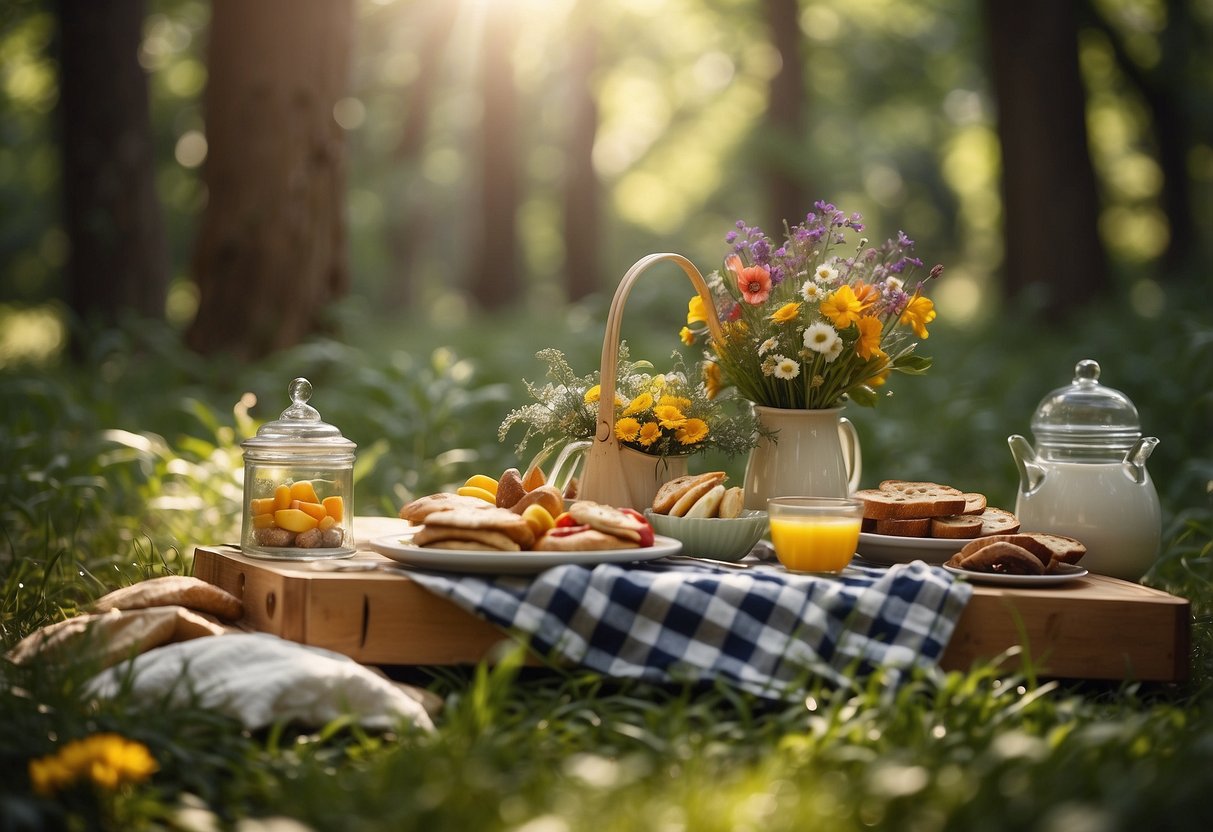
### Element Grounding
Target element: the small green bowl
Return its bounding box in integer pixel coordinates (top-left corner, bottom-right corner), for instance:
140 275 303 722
644 509 770 563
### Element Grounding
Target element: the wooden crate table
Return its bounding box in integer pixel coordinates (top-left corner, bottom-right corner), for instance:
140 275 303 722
193 519 1191 683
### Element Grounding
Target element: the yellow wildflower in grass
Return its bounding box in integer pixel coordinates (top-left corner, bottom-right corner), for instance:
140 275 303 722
855 314 883 360
899 294 936 339
687 295 708 325
675 418 709 445
30 733 158 797
614 417 641 442
770 301 801 324
654 405 687 429
637 421 662 446
623 392 653 416
820 285 864 329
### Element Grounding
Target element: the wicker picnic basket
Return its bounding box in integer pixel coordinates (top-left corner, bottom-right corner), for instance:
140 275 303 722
573 252 725 508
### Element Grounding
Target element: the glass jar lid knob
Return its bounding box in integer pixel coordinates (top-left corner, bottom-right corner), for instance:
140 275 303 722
282 378 321 423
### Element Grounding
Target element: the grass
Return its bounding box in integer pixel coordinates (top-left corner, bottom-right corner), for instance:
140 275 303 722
2 287 1213 829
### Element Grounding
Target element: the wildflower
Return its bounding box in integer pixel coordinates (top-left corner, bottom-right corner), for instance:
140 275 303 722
900 294 936 338
803 322 840 354
687 295 708 325
855 315 883 360
623 392 654 416
815 263 839 283
679 326 695 346
654 405 687 429
658 395 691 410
726 254 772 305
770 301 801 324
820 285 864 329
771 355 800 380
637 421 662 446
758 337 779 356
615 417 641 442
29 734 158 797
800 280 826 302
675 418 709 445
704 361 723 399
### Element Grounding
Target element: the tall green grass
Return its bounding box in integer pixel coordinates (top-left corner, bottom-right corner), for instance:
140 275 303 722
1 290 1211 829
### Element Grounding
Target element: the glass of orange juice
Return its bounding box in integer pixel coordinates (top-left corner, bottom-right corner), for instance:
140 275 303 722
767 496 864 573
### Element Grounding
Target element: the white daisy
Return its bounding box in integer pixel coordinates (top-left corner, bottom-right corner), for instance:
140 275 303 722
824 337 844 363
815 264 839 284
758 337 779 356
800 280 825 302
771 355 800 380
803 322 839 354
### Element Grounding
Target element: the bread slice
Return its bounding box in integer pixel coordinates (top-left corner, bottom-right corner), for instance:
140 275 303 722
977 508 1021 537
957 532 1086 570
717 487 744 519
961 493 988 515
684 484 726 518
929 514 984 539
652 472 726 514
948 540 1044 575
874 517 932 537
855 482 968 520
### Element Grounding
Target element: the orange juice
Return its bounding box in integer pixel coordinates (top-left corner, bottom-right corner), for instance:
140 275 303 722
769 516 861 572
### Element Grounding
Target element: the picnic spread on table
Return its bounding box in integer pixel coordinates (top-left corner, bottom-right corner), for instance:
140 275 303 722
8 215 1192 727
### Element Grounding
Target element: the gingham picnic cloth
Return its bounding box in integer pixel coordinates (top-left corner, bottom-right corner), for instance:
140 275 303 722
405 558 973 697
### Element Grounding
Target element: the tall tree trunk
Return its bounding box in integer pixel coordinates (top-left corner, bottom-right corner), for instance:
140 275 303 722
57 0 168 354
763 0 810 229
563 11 600 302
187 0 354 360
467 5 521 310
385 0 460 309
985 0 1107 319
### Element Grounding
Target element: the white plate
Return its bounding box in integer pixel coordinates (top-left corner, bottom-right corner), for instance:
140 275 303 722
369 533 682 575
942 563 1089 586
855 531 965 566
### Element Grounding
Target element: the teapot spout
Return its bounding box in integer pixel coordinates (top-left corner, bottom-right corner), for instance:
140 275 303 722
1123 436 1159 484
1008 434 1046 493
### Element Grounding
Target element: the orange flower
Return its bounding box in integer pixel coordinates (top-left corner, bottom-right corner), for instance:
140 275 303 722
726 254 772 305
854 315 883 360
703 361 723 400
853 281 880 308
900 294 936 339
820 285 864 329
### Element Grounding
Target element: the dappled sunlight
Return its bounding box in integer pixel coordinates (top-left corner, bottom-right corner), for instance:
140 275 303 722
0 304 66 367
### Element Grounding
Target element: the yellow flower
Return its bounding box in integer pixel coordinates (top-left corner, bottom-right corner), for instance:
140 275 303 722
679 326 695 346
29 734 158 796
899 294 936 339
637 421 662 446
687 295 708 325
704 362 723 400
658 395 691 410
675 418 709 445
820 285 864 329
623 392 654 416
654 405 687 429
770 301 801 324
615 417 641 442
855 314 883 360
584 384 601 404
868 349 891 386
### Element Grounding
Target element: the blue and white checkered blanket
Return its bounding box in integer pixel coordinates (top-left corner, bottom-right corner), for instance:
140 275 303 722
407 559 972 697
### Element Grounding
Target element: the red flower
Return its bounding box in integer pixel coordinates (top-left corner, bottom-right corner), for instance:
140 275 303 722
726 254 771 305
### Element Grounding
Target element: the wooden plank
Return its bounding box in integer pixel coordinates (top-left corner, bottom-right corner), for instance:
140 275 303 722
193 535 1191 682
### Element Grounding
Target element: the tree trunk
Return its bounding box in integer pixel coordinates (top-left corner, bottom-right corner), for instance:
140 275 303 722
763 0 810 229
563 11 600 302
467 4 521 310
985 0 1107 319
187 0 354 360
57 0 168 352
384 0 460 309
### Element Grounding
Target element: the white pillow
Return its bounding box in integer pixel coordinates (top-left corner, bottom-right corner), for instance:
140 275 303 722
88 633 435 732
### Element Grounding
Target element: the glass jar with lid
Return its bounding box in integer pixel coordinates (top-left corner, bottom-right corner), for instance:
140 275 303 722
240 378 356 560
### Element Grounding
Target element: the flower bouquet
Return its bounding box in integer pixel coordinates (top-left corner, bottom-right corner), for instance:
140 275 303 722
682 201 942 410
498 344 757 461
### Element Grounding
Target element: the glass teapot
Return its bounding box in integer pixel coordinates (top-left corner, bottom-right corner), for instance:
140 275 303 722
1007 359 1160 581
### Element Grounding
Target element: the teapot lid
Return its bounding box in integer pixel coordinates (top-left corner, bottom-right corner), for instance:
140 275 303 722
242 377 355 451
1030 359 1140 457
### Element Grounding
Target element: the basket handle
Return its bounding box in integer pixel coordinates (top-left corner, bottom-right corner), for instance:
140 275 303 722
577 252 724 507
